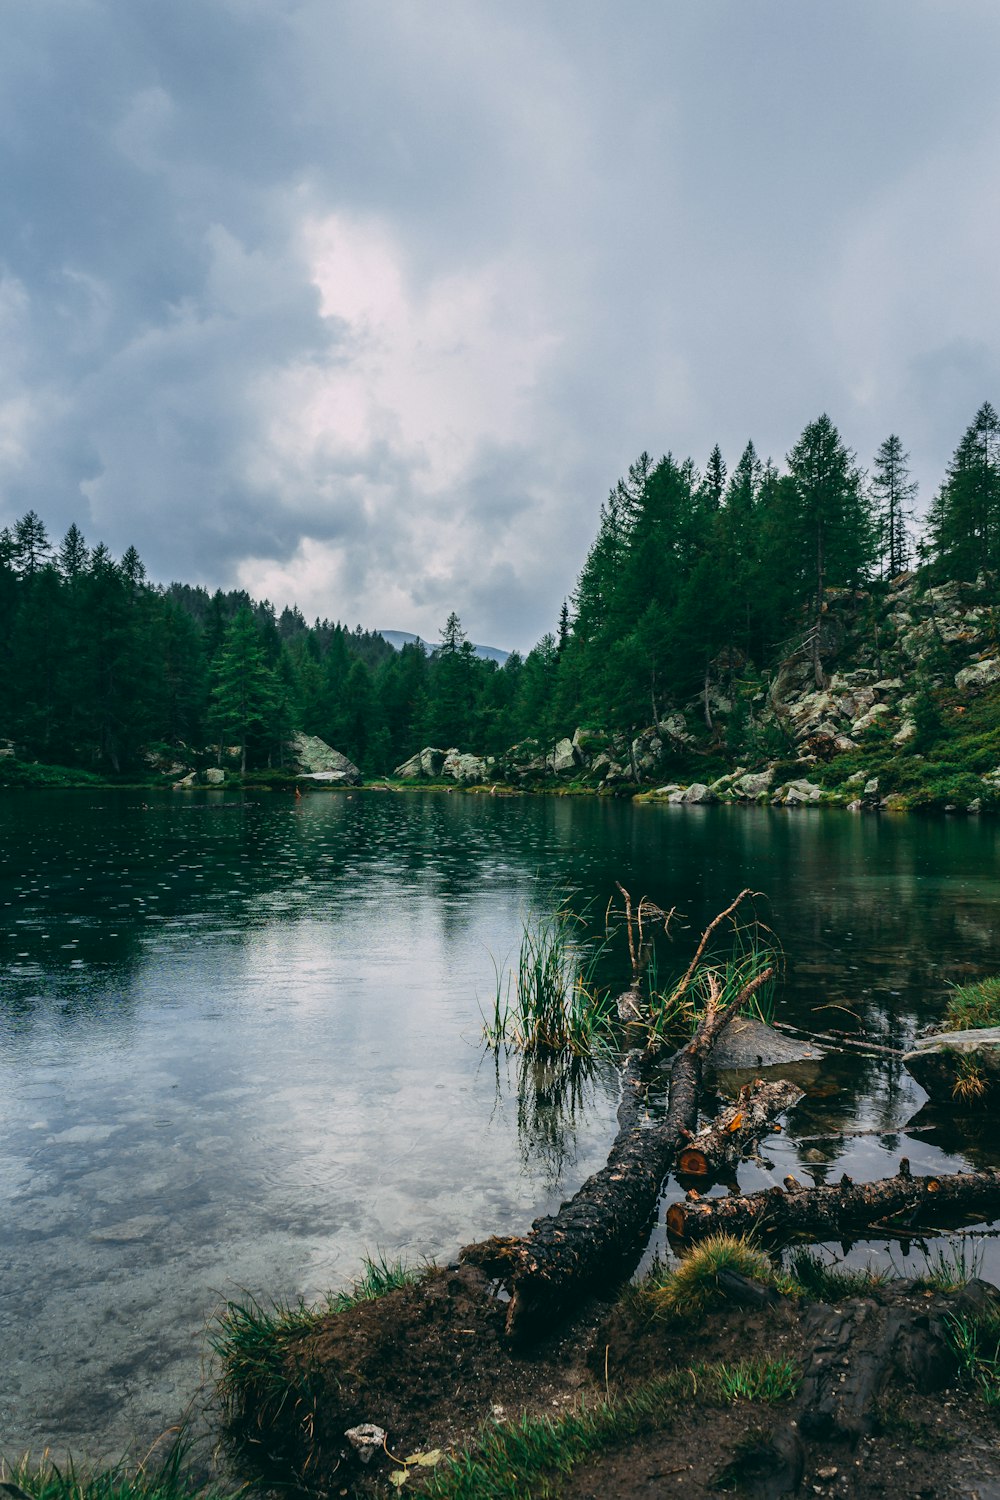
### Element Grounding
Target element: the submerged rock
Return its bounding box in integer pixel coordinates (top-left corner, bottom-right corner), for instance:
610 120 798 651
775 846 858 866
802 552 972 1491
707 1016 826 1071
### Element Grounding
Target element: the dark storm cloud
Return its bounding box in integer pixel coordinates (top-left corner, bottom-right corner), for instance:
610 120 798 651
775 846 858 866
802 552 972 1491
1 0 999 649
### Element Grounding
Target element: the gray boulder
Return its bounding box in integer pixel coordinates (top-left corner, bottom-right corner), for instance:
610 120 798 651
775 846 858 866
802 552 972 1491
956 658 1000 694
547 737 579 775
667 781 714 805
289 732 362 782
443 749 487 784
733 768 774 799
420 747 447 776
904 1027 1000 1106
782 778 823 805
393 752 423 779
204 767 225 785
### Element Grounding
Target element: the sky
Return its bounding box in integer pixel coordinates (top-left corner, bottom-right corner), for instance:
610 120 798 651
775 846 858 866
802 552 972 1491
2 0 999 653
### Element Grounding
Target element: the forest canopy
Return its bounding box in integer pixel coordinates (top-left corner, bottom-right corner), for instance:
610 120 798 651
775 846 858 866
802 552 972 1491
1 404 997 776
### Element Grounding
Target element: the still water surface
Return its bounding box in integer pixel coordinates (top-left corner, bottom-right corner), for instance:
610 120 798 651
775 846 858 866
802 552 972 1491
3 790 1000 1459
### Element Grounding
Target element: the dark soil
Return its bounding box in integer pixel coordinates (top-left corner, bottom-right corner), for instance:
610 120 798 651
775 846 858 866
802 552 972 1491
227 1262 1000 1499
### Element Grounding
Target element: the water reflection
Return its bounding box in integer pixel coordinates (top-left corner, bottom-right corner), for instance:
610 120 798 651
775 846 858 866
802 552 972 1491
4 791 1000 1461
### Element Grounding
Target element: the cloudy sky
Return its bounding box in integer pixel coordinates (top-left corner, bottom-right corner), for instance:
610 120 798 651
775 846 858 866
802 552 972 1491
1 1 999 651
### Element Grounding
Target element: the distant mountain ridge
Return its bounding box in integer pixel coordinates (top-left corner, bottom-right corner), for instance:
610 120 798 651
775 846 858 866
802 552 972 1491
379 629 509 665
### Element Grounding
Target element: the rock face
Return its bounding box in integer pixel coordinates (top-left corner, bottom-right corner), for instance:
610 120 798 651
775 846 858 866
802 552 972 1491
442 749 488 784
204 767 225 785
903 1027 1000 1106
290 732 362 782
955 658 1000 694
547 737 579 775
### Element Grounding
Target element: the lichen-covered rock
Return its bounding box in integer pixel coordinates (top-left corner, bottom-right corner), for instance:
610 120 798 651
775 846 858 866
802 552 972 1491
289 732 361 780
547 737 579 774
420 747 446 777
956 658 1000 694
443 749 487 784
733 768 774 798
657 713 692 744
204 767 225 785
393 753 423 779
851 703 891 736
667 782 714 805
782 778 823 805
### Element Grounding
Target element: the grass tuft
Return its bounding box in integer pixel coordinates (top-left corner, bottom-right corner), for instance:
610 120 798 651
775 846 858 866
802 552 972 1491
946 1307 1000 1406
943 975 1000 1032
0 1442 232 1500
646 1236 797 1320
785 1248 890 1301
910 1239 982 1293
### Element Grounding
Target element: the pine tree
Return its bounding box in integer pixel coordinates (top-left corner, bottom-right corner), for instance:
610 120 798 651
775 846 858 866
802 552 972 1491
784 415 874 684
58 523 89 580
210 606 278 773
12 511 50 577
870 435 917 578
702 444 727 512
926 402 1000 579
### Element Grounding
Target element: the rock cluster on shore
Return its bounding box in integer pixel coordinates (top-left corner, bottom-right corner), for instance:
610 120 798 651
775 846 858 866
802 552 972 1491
391 572 1000 810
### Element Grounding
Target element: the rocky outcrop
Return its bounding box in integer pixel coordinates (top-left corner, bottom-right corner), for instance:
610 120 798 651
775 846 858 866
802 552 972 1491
955 658 1000 694
442 749 489 784
289 732 362 782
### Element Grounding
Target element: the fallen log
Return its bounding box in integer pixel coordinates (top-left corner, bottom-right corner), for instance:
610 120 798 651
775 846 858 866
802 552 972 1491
676 1078 803 1179
667 1158 1000 1245
467 942 774 1341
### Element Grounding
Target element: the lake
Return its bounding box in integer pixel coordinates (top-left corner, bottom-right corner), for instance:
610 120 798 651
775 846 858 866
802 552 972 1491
3 788 1000 1462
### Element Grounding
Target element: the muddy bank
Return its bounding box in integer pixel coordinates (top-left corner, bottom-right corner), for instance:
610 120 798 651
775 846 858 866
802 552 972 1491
219 1258 1000 1499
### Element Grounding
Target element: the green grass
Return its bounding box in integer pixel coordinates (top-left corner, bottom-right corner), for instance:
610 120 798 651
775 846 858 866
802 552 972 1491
946 1306 1000 1406
784 1248 890 1301
420 1362 800 1500
644 1236 798 1321
943 975 1000 1031
0 1443 233 1500
212 1252 421 1436
910 1239 982 1293
483 903 614 1057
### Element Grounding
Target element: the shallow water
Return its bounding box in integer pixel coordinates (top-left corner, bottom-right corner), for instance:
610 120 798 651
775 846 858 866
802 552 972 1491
2 790 1000 1460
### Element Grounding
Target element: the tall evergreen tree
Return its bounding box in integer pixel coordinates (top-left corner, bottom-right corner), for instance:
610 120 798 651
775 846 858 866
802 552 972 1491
701 444 727 512
12 511 50 577
926 402 1000 579
870 434 917 578
210 606 278 773
784 414 874 684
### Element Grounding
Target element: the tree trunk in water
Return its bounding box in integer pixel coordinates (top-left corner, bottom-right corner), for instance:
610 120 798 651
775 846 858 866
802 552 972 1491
676 1079 803 1180
667 1160 1000 1245
463 961 773 1341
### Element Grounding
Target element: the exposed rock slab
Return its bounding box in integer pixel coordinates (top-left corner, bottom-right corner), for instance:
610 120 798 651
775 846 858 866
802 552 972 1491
706 1015 826 1071
290 732 362 782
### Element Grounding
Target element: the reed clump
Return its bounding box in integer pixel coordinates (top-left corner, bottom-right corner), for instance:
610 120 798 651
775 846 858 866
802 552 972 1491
482 902 613 1056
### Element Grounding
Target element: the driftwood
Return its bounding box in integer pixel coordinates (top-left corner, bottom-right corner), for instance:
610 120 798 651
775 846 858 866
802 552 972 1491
676 1078 803 1179
667 1158 1000 1245
465 941 774 1340
770 1018 903 1060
